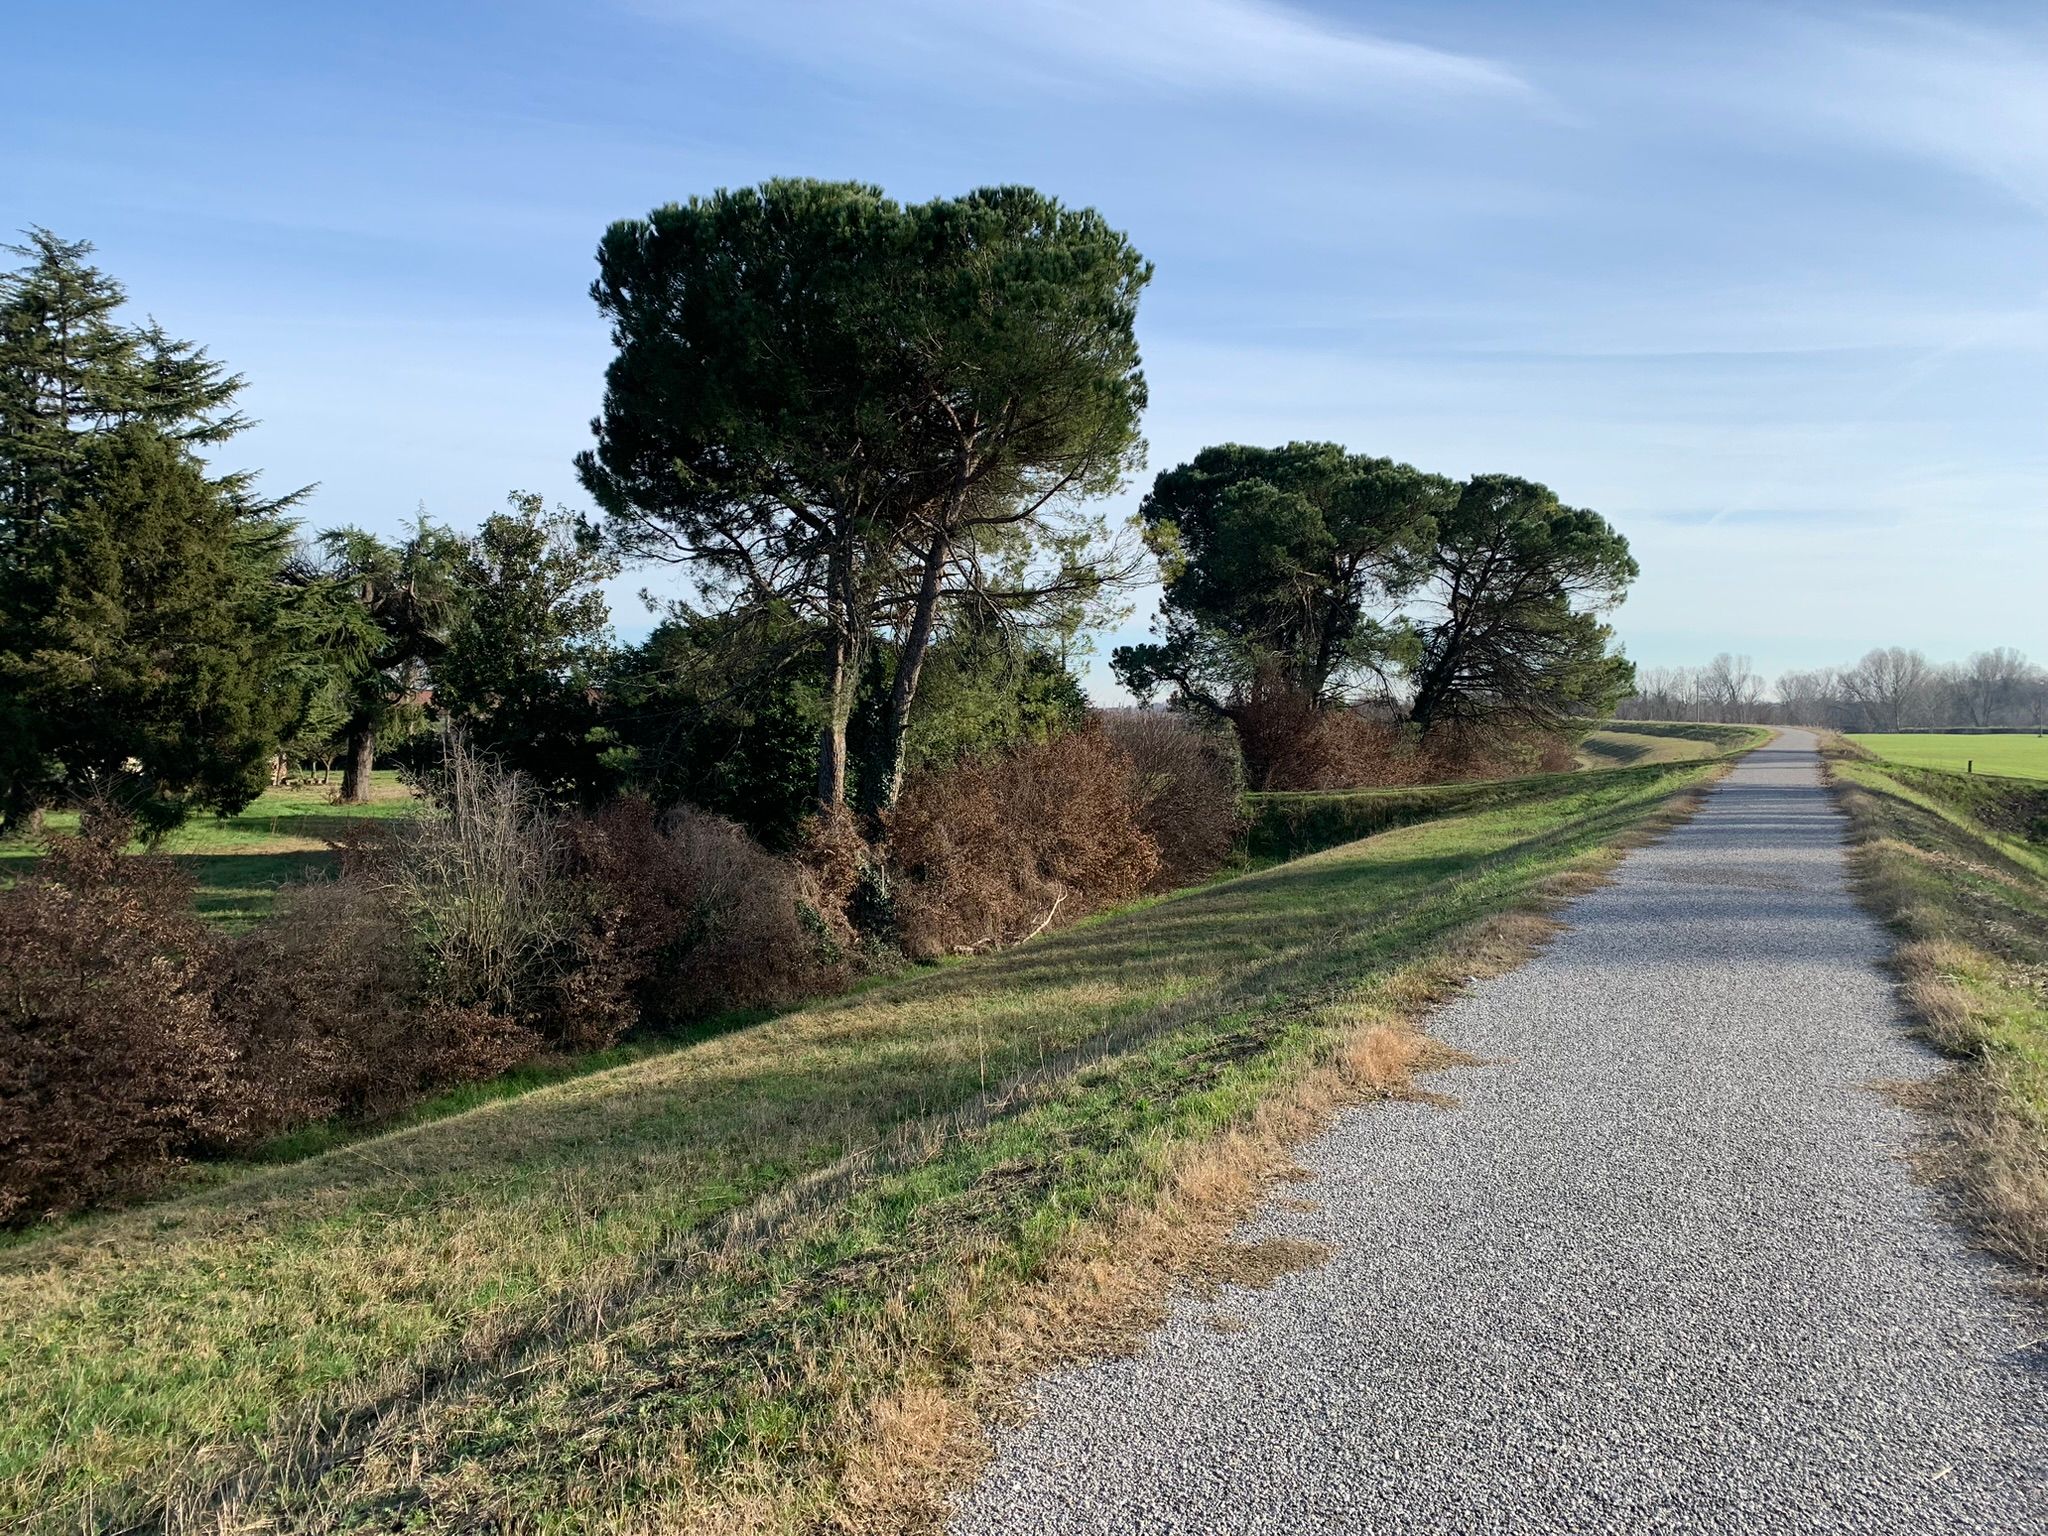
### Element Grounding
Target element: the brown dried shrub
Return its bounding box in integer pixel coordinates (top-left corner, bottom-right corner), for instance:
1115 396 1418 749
1416 721 1574 782
0 826 240 1224
792 802 869 950
1232 683 1420 791
885 727 1161 958
563 796 835 1022
1098 708 1247 888
211 874 541 1129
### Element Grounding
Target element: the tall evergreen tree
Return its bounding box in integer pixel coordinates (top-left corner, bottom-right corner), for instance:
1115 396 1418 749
314 516 465 802
2 425 299 833
0 232 304 834
0 229 245 531
436 492 619 799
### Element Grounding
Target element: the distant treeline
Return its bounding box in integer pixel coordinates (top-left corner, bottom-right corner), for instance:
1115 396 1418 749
1619 648 2047 730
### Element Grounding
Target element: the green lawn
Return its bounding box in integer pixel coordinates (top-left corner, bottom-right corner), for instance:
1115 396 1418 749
0 756 1722 1534
1847 732 2048 783
0 771 419 927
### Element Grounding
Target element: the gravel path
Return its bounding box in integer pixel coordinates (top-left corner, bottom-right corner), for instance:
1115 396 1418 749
954 731 2048 1534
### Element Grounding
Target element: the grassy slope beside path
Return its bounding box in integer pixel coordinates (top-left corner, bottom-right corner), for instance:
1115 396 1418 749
1828 741 2048 1283
0 755 1728 1534
1246 724 1767 862
1577 720 1764 769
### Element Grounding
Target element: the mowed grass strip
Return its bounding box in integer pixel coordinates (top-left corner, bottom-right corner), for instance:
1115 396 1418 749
1829 743 2048 1283
0 760 1722 1532
1847 732 2048 784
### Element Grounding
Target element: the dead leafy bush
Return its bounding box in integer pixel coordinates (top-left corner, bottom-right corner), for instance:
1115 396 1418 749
1232 683 1419 791
793 801 871 949
885 727 1160 958
0 824 240 1223
1098 708 1246 887
564 796 835 1022
1417 721 1572 782
212 874 539 1127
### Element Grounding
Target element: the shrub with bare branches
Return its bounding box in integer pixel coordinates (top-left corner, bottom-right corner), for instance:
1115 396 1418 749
1098 708 1246 887
885 727 1160 958
0 825 240 1223
385 733 574 1021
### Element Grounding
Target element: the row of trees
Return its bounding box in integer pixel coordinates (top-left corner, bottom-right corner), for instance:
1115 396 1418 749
1622 648 2048 730
579 186 1639 808
1108 443 1639 783
0 232 627 834
0 213 1139 851
5 184 1644 850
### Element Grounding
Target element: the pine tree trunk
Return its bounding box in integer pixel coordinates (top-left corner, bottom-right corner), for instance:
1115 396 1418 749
339 726 376 803
861 529 949 817
815 544 860 816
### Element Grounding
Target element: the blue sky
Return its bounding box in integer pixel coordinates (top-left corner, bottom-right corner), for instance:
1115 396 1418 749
7 0 2044 696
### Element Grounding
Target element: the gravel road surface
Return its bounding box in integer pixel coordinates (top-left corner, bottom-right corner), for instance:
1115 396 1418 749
954 731 2048 1534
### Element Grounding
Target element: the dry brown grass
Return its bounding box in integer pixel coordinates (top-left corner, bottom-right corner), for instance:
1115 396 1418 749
1827 742 2048 1293
829 874 1683 1533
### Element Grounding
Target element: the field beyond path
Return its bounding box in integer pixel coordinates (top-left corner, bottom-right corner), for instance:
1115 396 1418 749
956 731 2048 1534
1846 732 2048 783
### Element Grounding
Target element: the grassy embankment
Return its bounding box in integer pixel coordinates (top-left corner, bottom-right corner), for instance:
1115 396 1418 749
1245 722 1769 862
0 770 417 926
1827 738 2048 1287
1576 719 1765 769
1846 731 2048 783
0 746 1745 1534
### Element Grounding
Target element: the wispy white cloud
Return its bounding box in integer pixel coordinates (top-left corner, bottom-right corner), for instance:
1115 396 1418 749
1772 10 2048 212
648 0 1532 107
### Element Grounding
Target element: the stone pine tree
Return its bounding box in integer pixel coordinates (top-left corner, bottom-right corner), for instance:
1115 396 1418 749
1112 443 1449 724
578 181 915 817
852 187 1149 816
578 179 1149 821
0 231 305 834
1404 474 1638 733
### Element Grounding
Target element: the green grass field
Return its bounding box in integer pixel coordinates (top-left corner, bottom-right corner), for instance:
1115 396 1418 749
0 755 1725 1534
0 771 418 926
1847 732 2048 783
